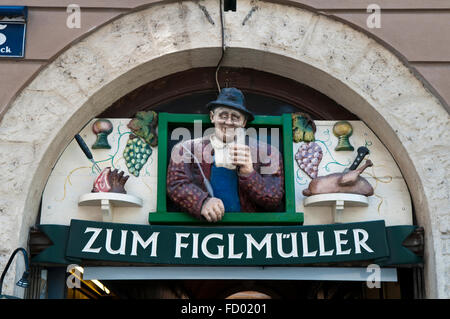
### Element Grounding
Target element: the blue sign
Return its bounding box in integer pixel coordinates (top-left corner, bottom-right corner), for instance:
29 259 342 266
0 22 26 58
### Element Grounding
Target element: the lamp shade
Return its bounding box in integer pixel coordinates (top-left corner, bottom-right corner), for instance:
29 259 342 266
16 271 30 288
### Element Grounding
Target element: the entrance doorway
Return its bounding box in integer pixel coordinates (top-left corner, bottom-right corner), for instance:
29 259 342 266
30 67 423 300
63 267 419 299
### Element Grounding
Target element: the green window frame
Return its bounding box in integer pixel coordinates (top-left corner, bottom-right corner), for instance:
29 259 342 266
148 112 303 225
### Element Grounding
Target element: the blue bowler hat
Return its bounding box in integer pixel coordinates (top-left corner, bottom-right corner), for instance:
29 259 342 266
206 88 254 122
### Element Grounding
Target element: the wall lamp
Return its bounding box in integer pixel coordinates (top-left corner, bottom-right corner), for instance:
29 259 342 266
0 248 30 298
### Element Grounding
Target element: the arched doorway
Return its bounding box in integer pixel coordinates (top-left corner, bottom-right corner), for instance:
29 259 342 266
43 67 420 300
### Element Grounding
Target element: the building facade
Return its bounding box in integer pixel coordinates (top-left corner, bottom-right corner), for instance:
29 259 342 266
0 0 449 299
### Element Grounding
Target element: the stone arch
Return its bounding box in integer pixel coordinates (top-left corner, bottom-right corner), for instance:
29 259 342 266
0 0 448 298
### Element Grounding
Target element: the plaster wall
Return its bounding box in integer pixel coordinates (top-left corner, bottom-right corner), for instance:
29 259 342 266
1 1 450 118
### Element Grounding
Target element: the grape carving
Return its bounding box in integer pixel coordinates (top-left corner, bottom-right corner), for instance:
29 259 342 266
123 134 152 177
123 111 158 177
292 112 322 179
295 142 323 179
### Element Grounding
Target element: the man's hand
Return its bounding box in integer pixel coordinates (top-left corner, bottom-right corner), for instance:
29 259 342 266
201 197 225 222
231 144 254 175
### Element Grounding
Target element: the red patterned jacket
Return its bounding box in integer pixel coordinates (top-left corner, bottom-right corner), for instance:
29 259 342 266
167 136 285 220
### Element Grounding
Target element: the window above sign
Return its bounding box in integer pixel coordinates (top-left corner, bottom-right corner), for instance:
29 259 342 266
150 112 302 225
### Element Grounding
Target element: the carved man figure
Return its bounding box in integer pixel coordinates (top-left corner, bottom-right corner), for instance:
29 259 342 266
167 88 284 222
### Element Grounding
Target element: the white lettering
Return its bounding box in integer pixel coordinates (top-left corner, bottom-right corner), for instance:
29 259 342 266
301 232 317 257
276 233 298 258
334 230 351 255
192 233 199 258
228 234 243 259
82 227 102 253
0 46 11 53
201 233 224 259
105 229 127 255
130 231 159 256
175 233 190 258
353 229 374 254
245 233 273 259
318 231 334 256
78 227 376 263
181 303 216 316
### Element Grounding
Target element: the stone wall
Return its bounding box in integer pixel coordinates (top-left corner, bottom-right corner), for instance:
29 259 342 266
0 0 448 298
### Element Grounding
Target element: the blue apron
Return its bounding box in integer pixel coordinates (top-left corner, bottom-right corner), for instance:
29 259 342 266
210 162 241 212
